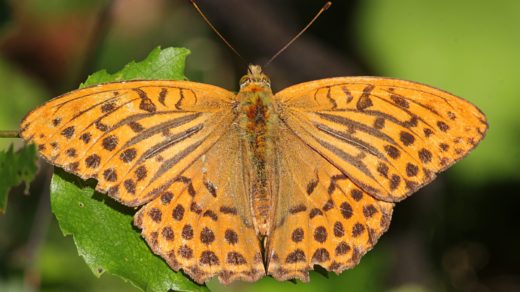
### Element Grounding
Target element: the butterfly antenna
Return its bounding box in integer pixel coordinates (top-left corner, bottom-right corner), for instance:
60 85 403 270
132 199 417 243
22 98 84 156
189 0 247 64
264 1 332 67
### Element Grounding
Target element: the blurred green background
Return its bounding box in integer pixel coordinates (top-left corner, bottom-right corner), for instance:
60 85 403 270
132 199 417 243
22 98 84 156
0 0 518 291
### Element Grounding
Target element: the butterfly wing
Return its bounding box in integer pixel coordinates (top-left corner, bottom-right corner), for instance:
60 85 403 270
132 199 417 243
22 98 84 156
266 122 393 281
20 80 236 206
265 77 487 280
275 77 487 202
21 80 265 284
134 122 264 284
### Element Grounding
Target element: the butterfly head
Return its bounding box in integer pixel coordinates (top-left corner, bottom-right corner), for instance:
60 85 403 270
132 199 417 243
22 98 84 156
240 65 271 89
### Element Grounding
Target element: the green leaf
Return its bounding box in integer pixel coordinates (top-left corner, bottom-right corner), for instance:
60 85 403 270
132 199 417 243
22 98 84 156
80 47 190 88
51 170 205 292
0 144 37 213
51 47 205 291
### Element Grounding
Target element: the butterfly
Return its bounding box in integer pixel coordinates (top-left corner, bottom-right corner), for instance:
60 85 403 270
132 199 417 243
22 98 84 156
19 64 487 284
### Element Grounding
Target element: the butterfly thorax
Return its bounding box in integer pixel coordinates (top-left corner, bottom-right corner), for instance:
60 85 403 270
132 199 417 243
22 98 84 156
237 65 277 235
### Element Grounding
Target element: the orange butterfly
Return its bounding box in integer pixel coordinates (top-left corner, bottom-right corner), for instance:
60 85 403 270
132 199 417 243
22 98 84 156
19 63 487 284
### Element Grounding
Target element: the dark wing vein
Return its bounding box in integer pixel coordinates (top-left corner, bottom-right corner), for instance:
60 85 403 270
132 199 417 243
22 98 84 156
280 110 384 195
143 114 240 198
314 123 389 162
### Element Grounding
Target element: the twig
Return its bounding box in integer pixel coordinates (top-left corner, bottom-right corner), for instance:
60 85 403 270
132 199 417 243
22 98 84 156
0 130 19 138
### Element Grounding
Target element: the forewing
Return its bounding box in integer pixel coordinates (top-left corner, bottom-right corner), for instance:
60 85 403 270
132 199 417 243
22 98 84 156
266 122 393 281
134 123 264 284
275 77 487 201
20 80 236 206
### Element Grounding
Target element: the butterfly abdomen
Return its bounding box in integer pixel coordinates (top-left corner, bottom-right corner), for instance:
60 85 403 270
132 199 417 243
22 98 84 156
238 84 277 235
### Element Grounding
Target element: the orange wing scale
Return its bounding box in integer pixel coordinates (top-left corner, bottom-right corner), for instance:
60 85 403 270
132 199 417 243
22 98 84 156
135 125 264 284
20 81 235 206
276 77 487 202
266 121 394 281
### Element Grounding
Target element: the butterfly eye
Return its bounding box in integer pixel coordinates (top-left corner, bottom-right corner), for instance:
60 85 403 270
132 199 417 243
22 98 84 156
239 77 251 88
262 77 271 87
